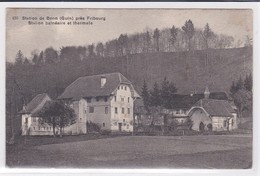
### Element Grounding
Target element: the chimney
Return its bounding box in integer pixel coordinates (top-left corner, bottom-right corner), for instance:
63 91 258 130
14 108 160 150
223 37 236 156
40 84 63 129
204 86 210 99
22 104 27 112
101 76 106 88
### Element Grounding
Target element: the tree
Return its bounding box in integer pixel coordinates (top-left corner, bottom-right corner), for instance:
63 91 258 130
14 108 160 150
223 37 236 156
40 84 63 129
44 47 58 64
145 31 152 53
244 73 252 92
233 89 252 119
236 76 244 91
230 81 237 95
141 80 150 109
118 34 129 56
160 77 177 108
23 57 30 65
15 50 24 64
169 25 178 51
203 23 213 49
150 82 161 107
153 28 160 52
88 44 95 58
37 101 76 137
160 77 170 108
182 20 195 51
244 35 253 47
96 42 104 57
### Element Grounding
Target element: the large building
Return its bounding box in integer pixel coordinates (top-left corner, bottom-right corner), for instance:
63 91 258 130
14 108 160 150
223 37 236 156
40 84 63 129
58 72 140 134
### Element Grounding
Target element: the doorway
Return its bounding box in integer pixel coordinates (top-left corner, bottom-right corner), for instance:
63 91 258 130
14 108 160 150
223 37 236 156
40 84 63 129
118 123 122 132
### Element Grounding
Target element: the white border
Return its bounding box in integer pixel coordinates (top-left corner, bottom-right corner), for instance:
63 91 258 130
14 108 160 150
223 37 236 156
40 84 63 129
0 2 260 176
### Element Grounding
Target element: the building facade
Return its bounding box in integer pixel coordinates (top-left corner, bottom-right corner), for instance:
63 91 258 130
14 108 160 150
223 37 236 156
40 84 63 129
58 72 140 134
188 88 238 132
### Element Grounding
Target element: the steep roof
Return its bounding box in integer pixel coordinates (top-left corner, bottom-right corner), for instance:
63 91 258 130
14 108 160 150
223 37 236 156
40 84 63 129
193 98 236 117
58 72 139 100
20 93 51 114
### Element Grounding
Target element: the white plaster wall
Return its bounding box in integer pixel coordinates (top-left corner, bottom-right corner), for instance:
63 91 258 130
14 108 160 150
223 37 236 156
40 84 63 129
111 84 133 132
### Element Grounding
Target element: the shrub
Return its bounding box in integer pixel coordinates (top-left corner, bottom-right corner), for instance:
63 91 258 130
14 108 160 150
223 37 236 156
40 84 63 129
86 121 101 133
100 130 111 135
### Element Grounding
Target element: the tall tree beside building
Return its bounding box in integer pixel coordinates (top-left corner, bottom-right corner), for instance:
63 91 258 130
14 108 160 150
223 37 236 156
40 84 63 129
182 20 195 51
160 77 177 108
150 82 161 107
153 28 160 52
38 101 76 137
141 80 150 109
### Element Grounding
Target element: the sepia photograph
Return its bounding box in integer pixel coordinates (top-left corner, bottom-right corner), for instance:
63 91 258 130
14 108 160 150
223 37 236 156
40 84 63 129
5 8 253 169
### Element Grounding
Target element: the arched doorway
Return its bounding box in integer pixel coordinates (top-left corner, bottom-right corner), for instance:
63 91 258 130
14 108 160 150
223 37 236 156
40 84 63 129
199 122 205 132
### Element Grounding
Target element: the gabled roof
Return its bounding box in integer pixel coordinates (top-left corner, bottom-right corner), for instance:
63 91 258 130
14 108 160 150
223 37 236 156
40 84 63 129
20 93 51 114
58 72 139 100
192 98 236 117
168 92 229 109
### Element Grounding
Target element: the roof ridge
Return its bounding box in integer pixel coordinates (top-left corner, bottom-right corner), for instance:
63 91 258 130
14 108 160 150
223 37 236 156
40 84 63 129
78 72 122 79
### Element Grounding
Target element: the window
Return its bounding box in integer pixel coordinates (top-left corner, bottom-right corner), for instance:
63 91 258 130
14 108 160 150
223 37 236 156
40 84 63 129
103 122 105 127
128 108 130 114
114 96 117 102
125 86 127 90
105 107 108 114
87 98 91 103
128 97 130 103
231 119 234 126
25 118 28 124
50 127 52 131
122 107 125 114
96 97 99 102
89 107 94 113
123 119 125 122
118 86 120 90
223 120 227 127
115 107 118 114
121 98 124 102
104 97 108 102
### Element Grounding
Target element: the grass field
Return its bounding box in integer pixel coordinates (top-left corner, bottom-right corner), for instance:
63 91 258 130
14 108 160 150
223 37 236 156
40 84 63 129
6 134 252 169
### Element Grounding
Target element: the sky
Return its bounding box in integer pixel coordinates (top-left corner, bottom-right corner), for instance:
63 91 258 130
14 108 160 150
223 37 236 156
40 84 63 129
6 8 252 62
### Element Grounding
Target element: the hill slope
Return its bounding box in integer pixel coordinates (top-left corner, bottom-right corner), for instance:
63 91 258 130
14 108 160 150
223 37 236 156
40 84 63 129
118 47 252 94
